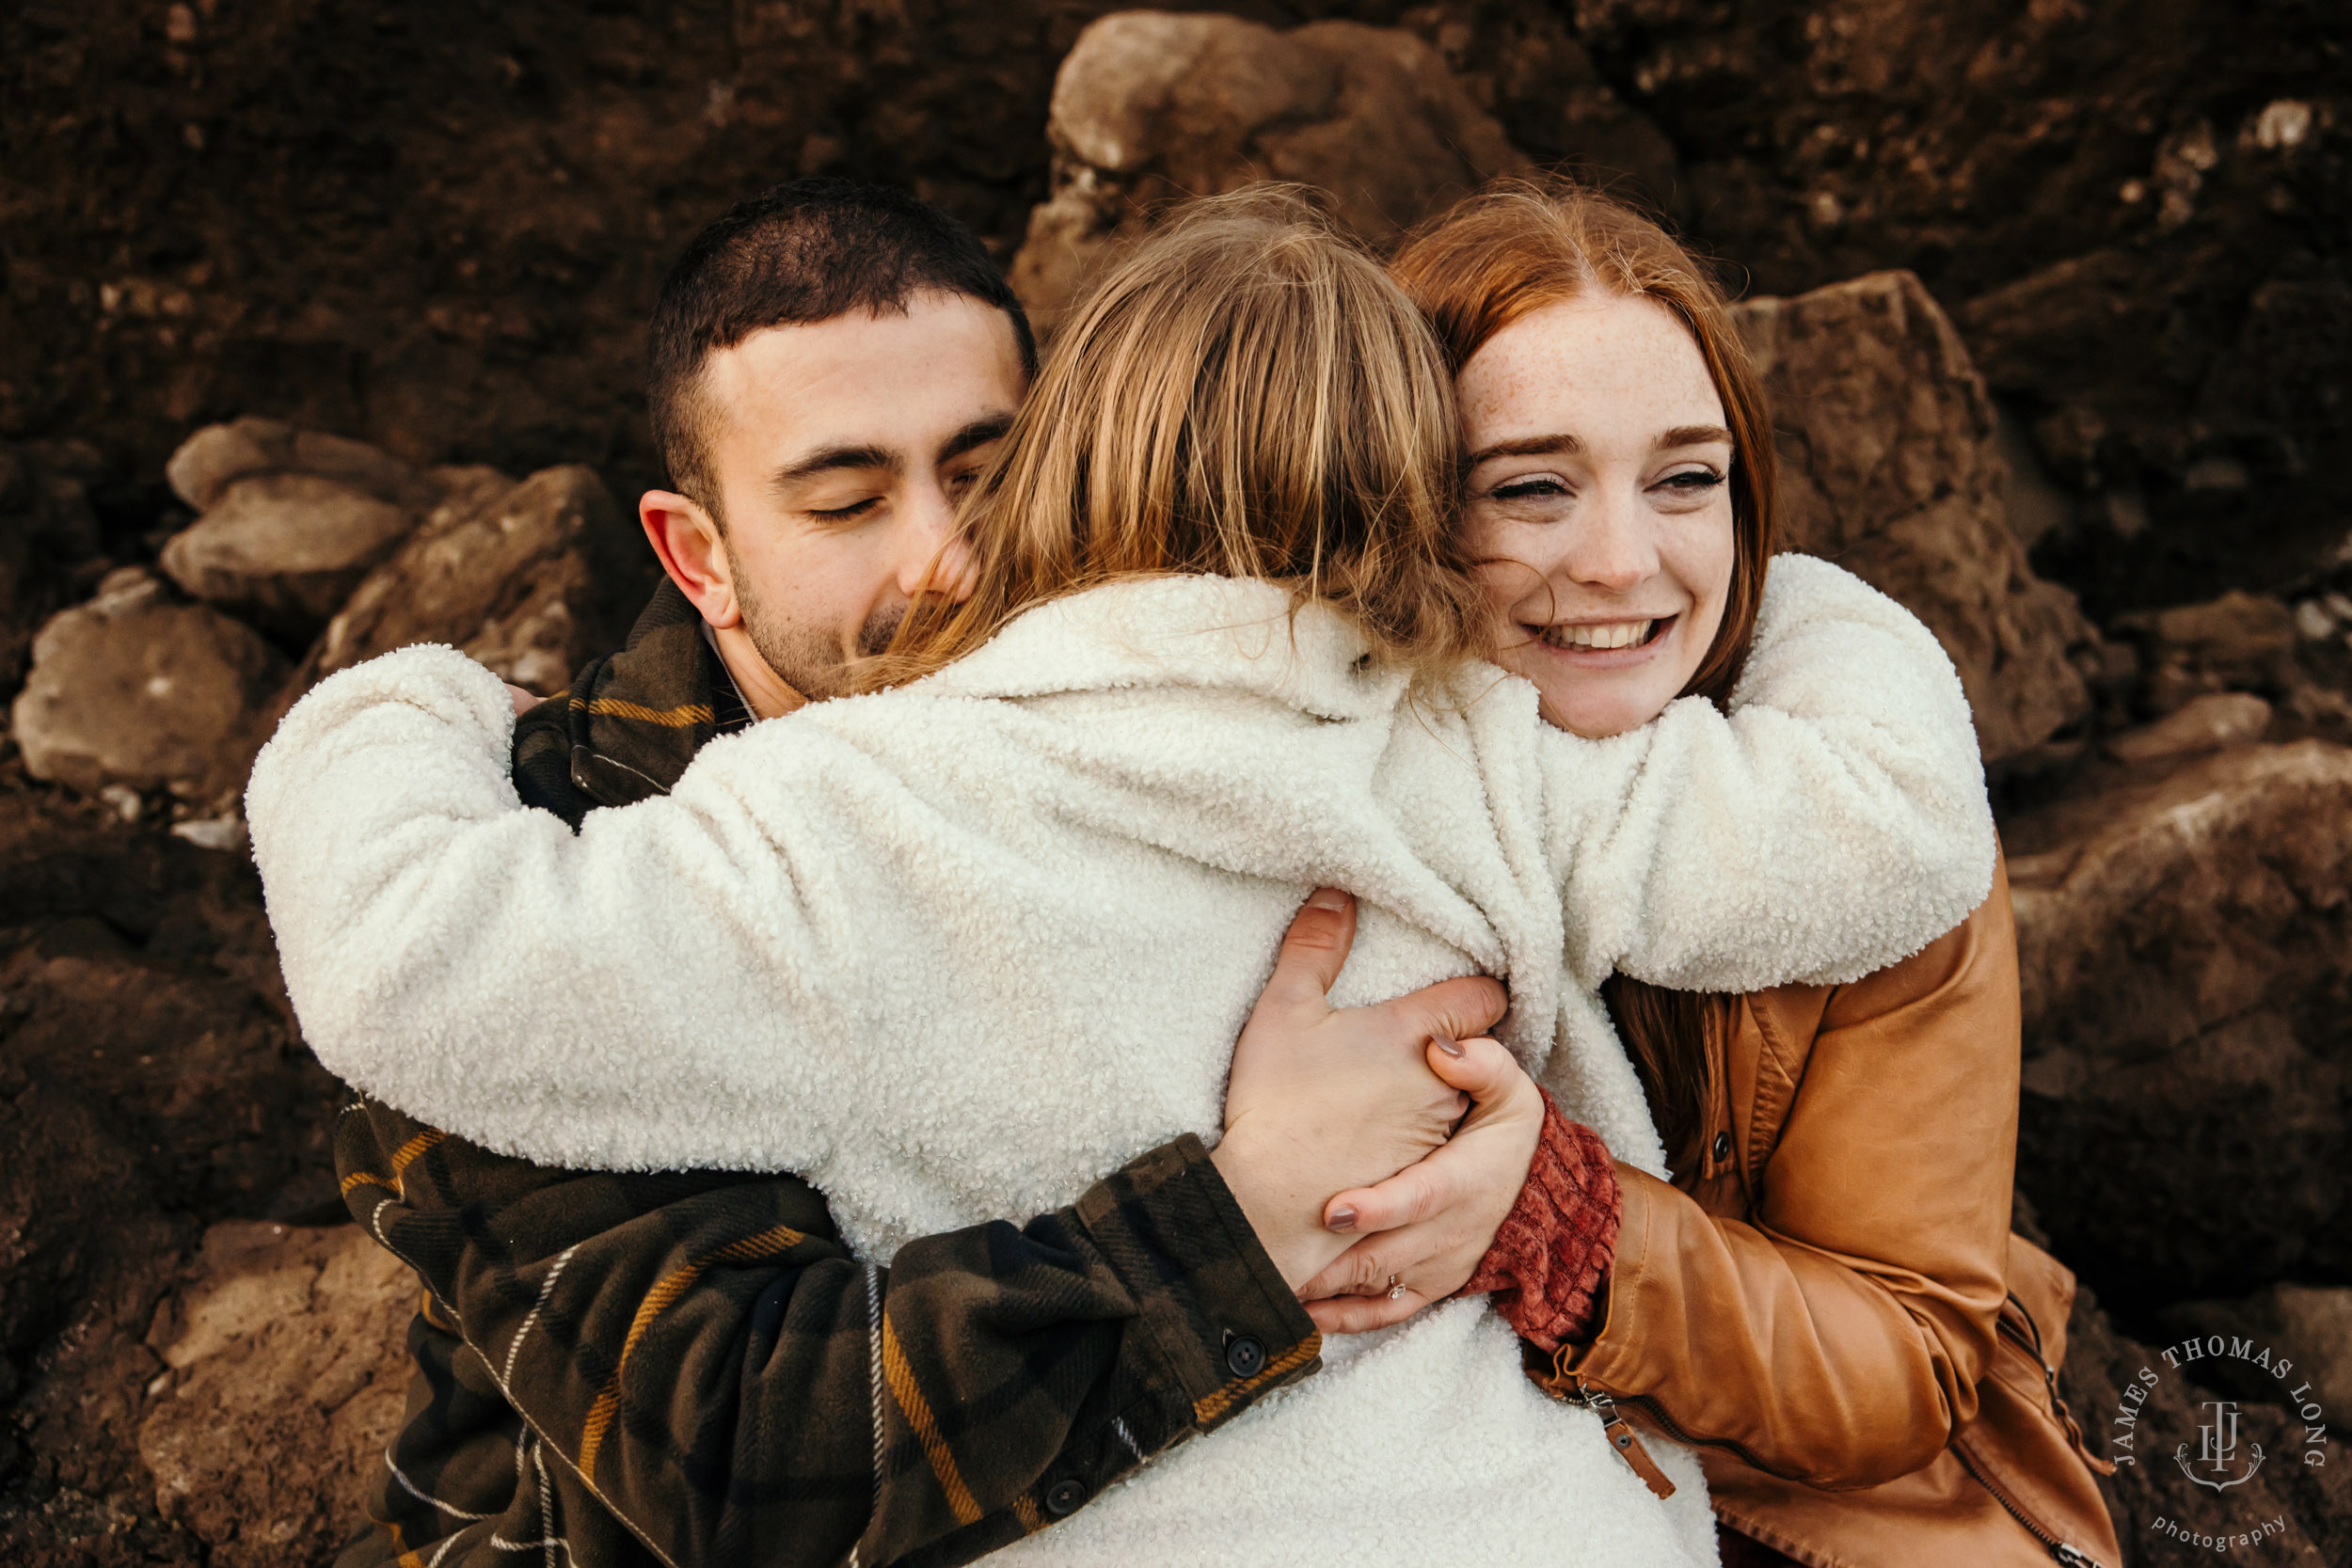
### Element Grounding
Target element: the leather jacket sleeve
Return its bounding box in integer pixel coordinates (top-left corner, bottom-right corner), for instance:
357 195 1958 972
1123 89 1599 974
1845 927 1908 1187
1553 870 2020 1490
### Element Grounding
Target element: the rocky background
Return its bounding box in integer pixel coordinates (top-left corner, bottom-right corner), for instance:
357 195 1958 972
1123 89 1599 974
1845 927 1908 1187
2 3 2347 1564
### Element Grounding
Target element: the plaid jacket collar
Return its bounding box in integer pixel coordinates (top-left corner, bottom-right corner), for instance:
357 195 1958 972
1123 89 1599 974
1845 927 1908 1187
514 578 754 826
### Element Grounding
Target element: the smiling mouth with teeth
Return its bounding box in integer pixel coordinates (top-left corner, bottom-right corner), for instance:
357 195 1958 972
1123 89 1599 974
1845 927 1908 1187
1536 616 1673 651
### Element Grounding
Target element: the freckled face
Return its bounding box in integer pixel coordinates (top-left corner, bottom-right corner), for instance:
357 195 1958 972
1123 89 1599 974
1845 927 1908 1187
1456 294 1739 738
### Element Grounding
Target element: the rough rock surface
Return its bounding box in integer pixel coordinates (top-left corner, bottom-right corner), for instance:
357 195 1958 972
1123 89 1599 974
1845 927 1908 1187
1729 269 2098 763
8 570 289 807
2163 1282 2352 1418
0 440 105 702
2105 691 2273 765
0 773 342 1566
137 1222 411 1568
299 463 632 696
2116 590 2300 718
158 472 420 639
1009 12 1523 328
2006 740 2352 1300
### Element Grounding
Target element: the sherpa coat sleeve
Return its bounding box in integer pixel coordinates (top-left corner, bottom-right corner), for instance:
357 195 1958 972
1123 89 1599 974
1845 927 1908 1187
336 1099 1318 1568
1537 553 1992 996
246 558 1989 1180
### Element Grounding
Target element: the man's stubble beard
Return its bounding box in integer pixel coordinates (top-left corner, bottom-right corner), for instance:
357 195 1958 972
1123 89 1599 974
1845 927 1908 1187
729 550 905 702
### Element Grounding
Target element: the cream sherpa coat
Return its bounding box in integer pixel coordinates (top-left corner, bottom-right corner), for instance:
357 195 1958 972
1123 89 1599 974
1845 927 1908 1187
248 555 1994 1568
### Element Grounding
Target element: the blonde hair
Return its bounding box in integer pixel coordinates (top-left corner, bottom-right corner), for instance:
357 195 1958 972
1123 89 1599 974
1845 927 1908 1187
866 187 1493 689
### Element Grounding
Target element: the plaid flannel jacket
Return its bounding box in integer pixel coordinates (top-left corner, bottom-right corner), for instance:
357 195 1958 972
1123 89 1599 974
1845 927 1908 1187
333 581 1321 1568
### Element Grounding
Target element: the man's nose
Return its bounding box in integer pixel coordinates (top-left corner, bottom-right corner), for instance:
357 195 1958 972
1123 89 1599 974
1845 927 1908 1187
1560 485 1657 593
895 479 978 604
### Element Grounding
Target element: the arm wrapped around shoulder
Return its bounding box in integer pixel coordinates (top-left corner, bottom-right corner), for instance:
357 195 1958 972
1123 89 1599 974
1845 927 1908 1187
245 641 885 1175
1544 553 1996 995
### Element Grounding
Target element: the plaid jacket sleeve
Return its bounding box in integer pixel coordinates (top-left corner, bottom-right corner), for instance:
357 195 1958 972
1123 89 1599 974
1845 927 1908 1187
336 1098 1320 1568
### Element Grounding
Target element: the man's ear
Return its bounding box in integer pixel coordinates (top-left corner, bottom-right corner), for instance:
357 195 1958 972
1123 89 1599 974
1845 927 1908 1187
640 491 741 629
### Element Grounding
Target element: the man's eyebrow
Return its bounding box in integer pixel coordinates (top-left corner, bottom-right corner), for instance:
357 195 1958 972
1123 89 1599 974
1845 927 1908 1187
772 443 899 486
1468 433 1585 465
938 412 1015 464
1655 423 1735 451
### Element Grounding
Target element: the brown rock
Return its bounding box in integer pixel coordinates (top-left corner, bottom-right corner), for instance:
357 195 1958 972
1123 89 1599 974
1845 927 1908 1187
2004 740 2352 1297
158 473 420 639
137 1221 411 1568
0 439 105 702
164 417 438 514
2163 1283 2352 1418
8 571 290 806
1009 13 1525 330
1729 270 2098 763
2104 691 2273 764
298 463 632 696
2116 590 2299 717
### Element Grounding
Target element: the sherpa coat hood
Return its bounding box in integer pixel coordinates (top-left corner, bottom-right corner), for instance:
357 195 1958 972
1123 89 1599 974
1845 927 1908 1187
248 555 1994 1567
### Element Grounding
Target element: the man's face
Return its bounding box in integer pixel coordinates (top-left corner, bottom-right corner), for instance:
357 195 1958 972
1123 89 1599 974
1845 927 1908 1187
694 292 1027 701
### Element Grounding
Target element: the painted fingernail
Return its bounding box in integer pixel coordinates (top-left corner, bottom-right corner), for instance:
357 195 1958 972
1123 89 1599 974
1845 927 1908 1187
1327 1206 1358 1232
1434 1037 1465 1058
1307 888 1348 911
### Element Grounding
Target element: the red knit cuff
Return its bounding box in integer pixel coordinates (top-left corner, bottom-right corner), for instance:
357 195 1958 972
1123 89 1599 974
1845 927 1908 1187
1462 1088 1622 1354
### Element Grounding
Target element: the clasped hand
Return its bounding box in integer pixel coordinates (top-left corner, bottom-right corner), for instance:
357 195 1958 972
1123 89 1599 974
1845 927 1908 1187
1210 888 1549 1334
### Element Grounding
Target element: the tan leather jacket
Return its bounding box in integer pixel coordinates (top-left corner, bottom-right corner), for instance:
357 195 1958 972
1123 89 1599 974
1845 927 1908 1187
1534 864 2122 1568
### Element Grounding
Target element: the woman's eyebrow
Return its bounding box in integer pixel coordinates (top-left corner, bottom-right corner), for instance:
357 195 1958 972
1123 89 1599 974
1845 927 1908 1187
1468 433 1585 465
1654 423 1734 450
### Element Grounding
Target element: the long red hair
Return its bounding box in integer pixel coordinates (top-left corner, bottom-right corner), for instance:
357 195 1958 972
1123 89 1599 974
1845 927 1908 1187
1390 180 1781 1168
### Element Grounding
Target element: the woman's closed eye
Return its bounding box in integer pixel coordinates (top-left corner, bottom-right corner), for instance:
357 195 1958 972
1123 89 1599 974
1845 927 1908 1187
1488 473 1573 503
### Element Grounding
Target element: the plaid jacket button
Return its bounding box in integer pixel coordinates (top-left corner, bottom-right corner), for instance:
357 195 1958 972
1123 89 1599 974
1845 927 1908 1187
1225 1335 1266 1377
1044 1478 1089 1516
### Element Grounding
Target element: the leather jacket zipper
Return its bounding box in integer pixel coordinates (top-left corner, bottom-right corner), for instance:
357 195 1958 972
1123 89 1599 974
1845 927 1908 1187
1552 1369 1804 1496
1598 1385 1790 1481
1952 1439 2108 1568
1562 1383 1678 1499
1998 1293 2111 1473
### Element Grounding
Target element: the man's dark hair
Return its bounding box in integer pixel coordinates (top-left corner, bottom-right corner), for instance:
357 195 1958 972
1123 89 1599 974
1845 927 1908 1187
647 178 1039 518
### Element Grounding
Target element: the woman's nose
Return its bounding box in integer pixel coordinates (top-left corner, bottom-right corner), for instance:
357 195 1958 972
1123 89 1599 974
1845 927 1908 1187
1559 485 1658 593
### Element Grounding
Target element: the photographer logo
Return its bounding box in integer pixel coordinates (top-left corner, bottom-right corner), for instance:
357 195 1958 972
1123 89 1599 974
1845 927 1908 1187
2179 1399 2264 1491
2107 1330 2327 1555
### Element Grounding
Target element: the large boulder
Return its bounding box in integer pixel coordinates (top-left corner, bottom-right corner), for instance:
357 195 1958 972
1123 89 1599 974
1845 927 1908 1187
8 570 289 807
1009 12 1524 330
137 1221 412 1568
2004 739 2352 1300
158 473 421 640
1729 270 2099 764
298 463 634 696
164 417 439 515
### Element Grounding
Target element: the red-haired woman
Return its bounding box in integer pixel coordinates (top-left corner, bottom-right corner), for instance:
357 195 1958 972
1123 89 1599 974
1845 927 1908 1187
1313 182 2121 1568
